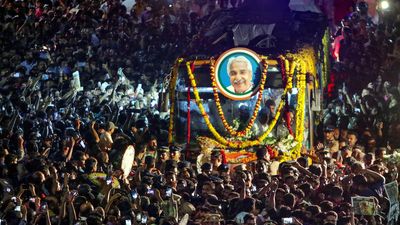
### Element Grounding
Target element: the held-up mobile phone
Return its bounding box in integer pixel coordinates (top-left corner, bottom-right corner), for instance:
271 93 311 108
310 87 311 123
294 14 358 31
41 202 48 211
14 205 21 212
106 177 112 185
125 220 132 225
131 189 138 199
29 198 36 202
79 141 86 148
141 215 148 224
136 213 142 222
71 190 78 197
166 187 172 197
147 189 154 195
282 217 293 224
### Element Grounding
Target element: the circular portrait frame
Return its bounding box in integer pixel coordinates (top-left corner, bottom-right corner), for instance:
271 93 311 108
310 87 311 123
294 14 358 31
214 48 262 101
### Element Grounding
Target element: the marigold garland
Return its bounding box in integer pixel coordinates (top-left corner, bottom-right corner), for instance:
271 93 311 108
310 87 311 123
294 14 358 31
209 57 269 137
186 62 229 146
187 62 289 149
293 70 307 159
279 58 309 161
322 29 330 88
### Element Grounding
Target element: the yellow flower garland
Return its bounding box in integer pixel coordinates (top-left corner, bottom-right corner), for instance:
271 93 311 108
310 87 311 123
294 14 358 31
186 62 229 146
168 58 184 145
279 53 311 161
322 29 330 88
292 70 307 159
209 57 269 137
187 62 288 148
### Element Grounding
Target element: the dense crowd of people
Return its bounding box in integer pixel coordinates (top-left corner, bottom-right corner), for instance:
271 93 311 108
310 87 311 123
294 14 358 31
1 0 400 225
330 1 400 92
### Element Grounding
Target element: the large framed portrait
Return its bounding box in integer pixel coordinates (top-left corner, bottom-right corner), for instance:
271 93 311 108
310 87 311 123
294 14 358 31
214 48 263 100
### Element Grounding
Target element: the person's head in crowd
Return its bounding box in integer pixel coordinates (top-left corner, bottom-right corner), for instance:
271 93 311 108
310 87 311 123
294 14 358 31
255 147 269 162
147 134 158 151
365 137 377 153
96 151 109 166
144 155 155 170
255 160 268 174
201 162 213 176
325 185 344 205
323 211 339 225
243 213 256 225
169 145 181 161
363 152 375 167
298 182 312 199
265 99 276 114
351 174 369 194
258 106 271 125
165 170 177 190
296 156 308 168
346 131 358 148
165 159 178 174
324 125 335 142
158 146 169 163
351 161 364 175
105 121 117 134
352 145 365 162
281 192 295 209
385 163 398 182
85 157 98 173
375 147 387 160
201 181 215 197
210 151 222 170
333 127 340 141
319 200 334 212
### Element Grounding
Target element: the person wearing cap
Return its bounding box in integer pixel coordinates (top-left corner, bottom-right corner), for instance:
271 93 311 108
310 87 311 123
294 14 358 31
169 145 181 161
156 146 169 171
324 125 339 154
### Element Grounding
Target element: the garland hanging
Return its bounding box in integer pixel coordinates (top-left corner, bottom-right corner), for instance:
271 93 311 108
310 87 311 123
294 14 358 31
279 56 293 136
293 69 307 160
209 57 269 137
186 62 192 150
280 61 307 161
187 62 288 148
321 29 330 88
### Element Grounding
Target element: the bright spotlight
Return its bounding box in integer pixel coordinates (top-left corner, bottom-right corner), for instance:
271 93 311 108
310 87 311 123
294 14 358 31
381 1 390 10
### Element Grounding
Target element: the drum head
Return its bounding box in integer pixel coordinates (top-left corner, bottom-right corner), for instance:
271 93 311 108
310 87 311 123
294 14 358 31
121 145 135 179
